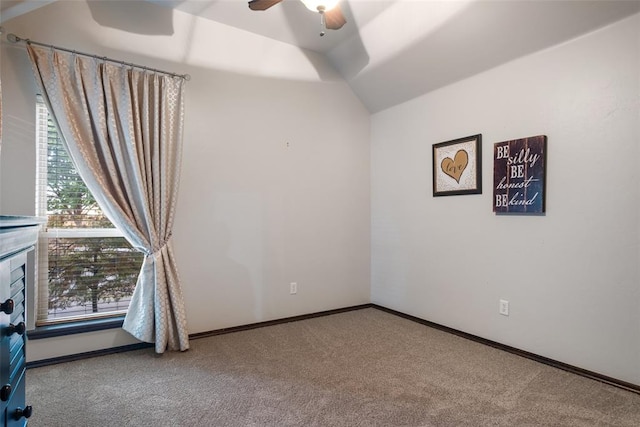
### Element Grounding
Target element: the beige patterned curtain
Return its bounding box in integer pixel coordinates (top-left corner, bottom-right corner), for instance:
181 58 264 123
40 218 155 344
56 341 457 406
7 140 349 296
27 45 189 353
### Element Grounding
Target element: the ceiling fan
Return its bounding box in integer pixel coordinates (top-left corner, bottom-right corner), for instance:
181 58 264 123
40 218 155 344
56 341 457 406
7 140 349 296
248 0 346 36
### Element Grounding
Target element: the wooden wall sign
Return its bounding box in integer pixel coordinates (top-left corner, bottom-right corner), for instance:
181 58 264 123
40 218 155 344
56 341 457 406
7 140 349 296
493 135 547 214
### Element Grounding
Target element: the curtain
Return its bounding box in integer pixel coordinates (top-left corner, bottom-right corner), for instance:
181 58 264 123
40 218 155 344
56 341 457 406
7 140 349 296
27 45 189 353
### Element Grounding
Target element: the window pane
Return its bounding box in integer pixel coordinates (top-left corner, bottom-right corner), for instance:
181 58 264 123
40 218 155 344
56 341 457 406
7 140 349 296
36 97 143 323
45 117 113 229
47 237 143 320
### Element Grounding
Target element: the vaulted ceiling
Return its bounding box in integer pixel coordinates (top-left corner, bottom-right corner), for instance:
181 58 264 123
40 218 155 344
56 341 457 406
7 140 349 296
2 0 639 112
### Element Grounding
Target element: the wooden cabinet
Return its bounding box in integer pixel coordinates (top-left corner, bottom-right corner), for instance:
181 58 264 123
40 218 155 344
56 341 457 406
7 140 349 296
0 217 43 427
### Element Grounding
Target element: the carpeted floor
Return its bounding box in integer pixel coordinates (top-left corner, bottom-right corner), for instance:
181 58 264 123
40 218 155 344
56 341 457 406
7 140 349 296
26 308 640 426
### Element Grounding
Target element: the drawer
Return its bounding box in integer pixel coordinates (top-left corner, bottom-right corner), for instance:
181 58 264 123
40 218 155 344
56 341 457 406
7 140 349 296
6 321 26 392
9 313 25 355
5 370 30 427
0 360 24 421
8 295 24 326
9 276 25 329
1 344 25 420
8 352 24 394
9 342 24 384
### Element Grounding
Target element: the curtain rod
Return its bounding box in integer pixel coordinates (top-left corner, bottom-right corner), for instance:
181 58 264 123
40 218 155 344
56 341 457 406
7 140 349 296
7 33 191 81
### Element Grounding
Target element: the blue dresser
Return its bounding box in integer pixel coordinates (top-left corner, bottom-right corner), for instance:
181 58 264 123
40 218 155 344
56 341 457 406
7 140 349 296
0 217 44 426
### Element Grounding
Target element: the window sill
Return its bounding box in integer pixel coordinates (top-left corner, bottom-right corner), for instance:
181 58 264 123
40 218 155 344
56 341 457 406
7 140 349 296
27 316 125 340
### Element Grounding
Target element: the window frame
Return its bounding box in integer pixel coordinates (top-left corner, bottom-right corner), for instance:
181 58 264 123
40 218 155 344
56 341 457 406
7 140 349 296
34 97 140 328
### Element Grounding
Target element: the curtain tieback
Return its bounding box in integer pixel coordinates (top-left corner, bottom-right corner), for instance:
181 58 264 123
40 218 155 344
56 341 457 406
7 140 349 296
146 233 173 257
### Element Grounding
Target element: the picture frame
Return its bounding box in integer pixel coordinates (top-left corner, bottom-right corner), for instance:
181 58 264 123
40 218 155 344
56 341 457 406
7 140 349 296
432 134 482 196
493 135 547 214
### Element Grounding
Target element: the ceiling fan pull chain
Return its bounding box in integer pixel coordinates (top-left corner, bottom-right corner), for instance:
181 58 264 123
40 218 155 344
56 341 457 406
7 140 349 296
319 10 326 37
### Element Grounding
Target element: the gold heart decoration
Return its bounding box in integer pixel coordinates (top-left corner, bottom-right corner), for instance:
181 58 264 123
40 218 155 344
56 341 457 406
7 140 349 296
441 150 469 183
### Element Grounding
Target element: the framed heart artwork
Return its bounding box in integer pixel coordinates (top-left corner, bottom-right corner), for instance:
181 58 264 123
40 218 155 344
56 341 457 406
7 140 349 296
432 134 482 196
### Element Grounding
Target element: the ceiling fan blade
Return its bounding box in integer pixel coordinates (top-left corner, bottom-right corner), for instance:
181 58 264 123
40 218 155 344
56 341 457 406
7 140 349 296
324 5 346 30
248 0 283 11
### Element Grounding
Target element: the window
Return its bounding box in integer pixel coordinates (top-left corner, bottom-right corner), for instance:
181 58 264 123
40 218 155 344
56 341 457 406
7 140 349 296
36 97 143 324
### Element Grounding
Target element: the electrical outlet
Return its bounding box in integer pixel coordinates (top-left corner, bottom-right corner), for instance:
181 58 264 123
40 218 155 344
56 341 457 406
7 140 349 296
499 299 509 316
290 282 297 295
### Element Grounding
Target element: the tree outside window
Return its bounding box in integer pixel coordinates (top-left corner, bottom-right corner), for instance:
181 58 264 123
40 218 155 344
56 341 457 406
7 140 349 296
37 100 143 322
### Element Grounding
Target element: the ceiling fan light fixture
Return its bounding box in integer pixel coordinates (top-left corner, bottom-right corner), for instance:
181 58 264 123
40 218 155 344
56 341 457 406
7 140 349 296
301 0 340 13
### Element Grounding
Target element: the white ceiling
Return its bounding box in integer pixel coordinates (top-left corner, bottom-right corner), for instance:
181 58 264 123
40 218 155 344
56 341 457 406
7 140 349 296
2 0 639 112
147 0 379 54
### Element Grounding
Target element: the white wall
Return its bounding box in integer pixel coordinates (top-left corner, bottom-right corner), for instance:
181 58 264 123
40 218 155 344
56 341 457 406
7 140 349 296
371 13 640 385
0 1 371 361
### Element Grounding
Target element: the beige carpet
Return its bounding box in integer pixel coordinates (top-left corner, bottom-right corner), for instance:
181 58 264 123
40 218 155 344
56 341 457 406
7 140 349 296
26 308 640 426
